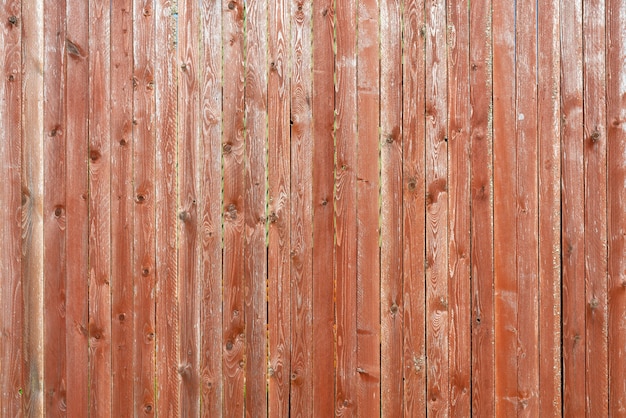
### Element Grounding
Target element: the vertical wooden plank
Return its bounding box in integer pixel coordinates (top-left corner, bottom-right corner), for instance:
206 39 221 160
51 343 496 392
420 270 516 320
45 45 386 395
402 0 427 415
133 0 157 414
492 0 517 414
222 0 245 414
21 0 45 413
290 0 314 415
582 0 608 414
0 0 23 415
88 0 112 414
515 0 539 414
268 0 291 414
380 0 403 414
334 0 358 415
560 0 585 415
311 0 335 416
607 2 626 415
537 0 562 415
356 0 380 414
469 0 494 415
178 0 201 414
200 0 223 414
446 0 470 415
65 0 90 414
425 0 449 414
42 0 67 413
155 0 180 415
111 0 135 414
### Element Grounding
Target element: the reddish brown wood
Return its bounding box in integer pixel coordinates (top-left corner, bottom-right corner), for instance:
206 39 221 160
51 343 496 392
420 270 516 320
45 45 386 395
492 0 517 414
560 1 585 415
222 0 246 415
402 0 427 415
133 0 157 414
311 1 335 416
469 0 494 415
356 0 380 415
537 0 562 415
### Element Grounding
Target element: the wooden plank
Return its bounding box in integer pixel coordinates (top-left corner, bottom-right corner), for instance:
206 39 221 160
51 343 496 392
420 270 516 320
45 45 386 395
311 1 335 416
178 0 201 414
425 0 449 414
289 0 313 415
380 0 403 415
111 0 135 415
446 0 471 415
559 0 585 415
42 0 67 413
582 0 608 414
606 1 626 415
222 0 246 414
402 0 427 415
515 0 540 413
334 0 358 415
21 0 45 414
200 0 223 414
155 0 180 415
356 0 380 414
537 0 562 415
492 0 517 414
469 0 494 415
65 0 90 414
88 1 112 415
0 0 23 414
267 0 291 414
133 0 157 414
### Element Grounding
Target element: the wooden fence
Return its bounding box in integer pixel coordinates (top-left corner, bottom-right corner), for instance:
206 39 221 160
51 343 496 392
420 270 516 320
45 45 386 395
1 0 625 416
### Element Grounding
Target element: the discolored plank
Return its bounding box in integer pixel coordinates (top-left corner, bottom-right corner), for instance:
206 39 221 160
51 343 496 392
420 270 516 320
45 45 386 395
356 0 380 414
311 1 335 416
402 0 427 415
469 0 494 415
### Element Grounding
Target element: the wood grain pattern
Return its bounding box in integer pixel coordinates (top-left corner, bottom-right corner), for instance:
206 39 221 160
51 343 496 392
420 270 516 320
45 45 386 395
469 0 494 415
356 0 380 414
402 0 427 415
311 1 336 416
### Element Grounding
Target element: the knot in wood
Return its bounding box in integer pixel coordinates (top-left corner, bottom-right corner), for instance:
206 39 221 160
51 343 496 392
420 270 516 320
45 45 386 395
8 16 17 25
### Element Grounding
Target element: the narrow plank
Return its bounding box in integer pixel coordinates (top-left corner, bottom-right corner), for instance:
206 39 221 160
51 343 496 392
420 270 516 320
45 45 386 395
289 0 314 415
380 0 403 414
311 1 336 416
492 0 517 414
221 0 246 414
425 0 449 414
155 0 180 415
88 1 112 414
356 0 380 414
559 0 585 415
582 0 608 414
178 0 201 414
111 0 135 415
200 0 223 414
268 0 291 414
0 0 23 414
446 0 471 414
334 0 358 415
65 0 90 414
515 0 540 414
537 0 562 414
21 0 45 413
402 0 427 415
244 0 268 414
606 1 626 415
42 0 68 413
133 0 157 414
469 0 494 415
